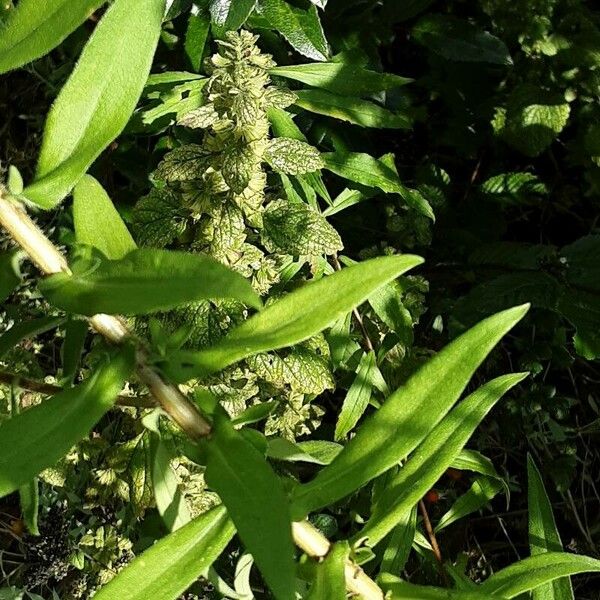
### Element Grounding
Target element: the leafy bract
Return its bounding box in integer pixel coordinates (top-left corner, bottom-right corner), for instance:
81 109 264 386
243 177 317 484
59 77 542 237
413 14 512 65
73 175 136 260
269 63 412 96
39 248 261 315
0 350 133 497
93 505 235 600
322 152 434 220
0 0 106 75
290 305 529 519
164 254 423 381
205 413 295 600
265 138 324 174
295 89 412 129
479 553 600 598
256 0 329 61
528 456 574 600
357 373 527 545
23 0 165 208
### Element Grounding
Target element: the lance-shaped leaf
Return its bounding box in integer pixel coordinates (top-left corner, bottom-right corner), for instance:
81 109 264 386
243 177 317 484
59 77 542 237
479 553 600 598
205 413 295 600
0 316 65 360
39 248 260 315
307 542 348 600
322 152 434 220
73 175 136 260
93 505 235 600
379 574 492 599
290 306 529 519
355 373 527 546
381 505 417 575
23 0 165 208
164 254 423 382
294 89 412 129
0 0 106 75
209 0 255 31
269 63 412 97
0 350 133 497
528 456 574 600
256 0 329 62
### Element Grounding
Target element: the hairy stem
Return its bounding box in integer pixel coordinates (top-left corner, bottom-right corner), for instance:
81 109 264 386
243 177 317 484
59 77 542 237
0 188 384 600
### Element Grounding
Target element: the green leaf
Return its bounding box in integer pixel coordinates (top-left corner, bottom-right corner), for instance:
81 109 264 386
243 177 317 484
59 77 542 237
294 89 412 129
209 0 255 30
528 456 574 600
413 15 512 65
379 574 492 599
335 351 375 440
23 0 165 208
132 188 188 248
358 373 526 545
290 306 529 520
256 0 329 61
435 476 503 533
19 479 39 535
154 144 211 182
185 9 210 72
73 175 136 260
0 0 106 75
559 289 600 360
39 248 261 316
307 541 348 600
93 505 235 600
60 318 88 385
0 250 21 303
265 138 324 175
479 553 600 598
562 235 600 293
269 63 411 97
261 200 342 256
151 435 191 532
164 254 423 381
205 413 295 600
0 350 133 497
0 316 64 360
322 152 434 220
381 505 417 575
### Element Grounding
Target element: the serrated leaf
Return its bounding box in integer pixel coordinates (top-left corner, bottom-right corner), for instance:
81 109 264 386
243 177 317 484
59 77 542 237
357 373 526 545
528 456 574 600
132 188 188 248
0 350 133 497
93 505 235 600
265 138 323 175
165 254 423 382
261 200 342 256
155 144 212 182
23 0 165 208
178 104 220 129
256 0 329 61
0 0 106 75
413 14 512 65
205 412 295 600
335 351 375 440
222 142 261 193
294 89 412 129
73 175 136 260
269 63 411 96
481 172 548 203
39 248 261 315
479 553 600 598
291 306 529 520
494 85 570 157
322 152 434 220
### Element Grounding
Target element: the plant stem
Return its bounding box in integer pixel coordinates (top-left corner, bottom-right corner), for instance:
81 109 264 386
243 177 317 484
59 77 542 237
0 188 385 600
0 369 155 408
419 499 449 585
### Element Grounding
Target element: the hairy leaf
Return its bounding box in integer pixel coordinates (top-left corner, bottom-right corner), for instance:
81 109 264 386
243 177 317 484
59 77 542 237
23 0 165 208
205 413 295 600
93 505 235 600
0 0 106 75
164 254 423 381
73 175 136 260
39 248 261 315
291 306 529 519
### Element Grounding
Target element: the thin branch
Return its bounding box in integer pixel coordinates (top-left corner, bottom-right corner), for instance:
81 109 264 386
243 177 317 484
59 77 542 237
419 499 449 586
0 188 384 600
0 369 156 408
